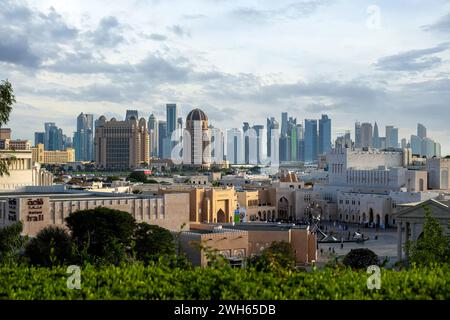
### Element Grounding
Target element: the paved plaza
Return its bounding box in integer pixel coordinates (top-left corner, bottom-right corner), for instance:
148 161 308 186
316 221 399 266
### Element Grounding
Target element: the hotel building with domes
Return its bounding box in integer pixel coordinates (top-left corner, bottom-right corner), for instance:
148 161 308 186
183 108 211 169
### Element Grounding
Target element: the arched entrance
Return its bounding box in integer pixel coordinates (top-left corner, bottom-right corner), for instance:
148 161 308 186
384 214 389 227
362 213 366 224
369 209 374 224
376 214 381 226
217 209 226 223
278 197 289 220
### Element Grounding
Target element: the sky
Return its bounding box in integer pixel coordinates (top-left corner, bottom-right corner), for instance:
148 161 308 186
0 0 449 154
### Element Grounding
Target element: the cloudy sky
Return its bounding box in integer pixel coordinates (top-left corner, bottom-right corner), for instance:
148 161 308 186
1 0 449 154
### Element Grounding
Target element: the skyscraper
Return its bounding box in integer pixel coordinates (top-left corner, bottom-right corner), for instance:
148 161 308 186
281 112 288 136
319 114 332 155
243 122 251 164
125 110 139 121
266 117 279 158
227 128 243 164
34 132 45 147
361 123 373 149
304 119 318 162
385 126 399 149
158 121 167 159
410 135 421 155
183 108 210 168
148 114 158 158
73 113 94 161
166 104 178 136
355 122 362 148
253 125 264 165
95 115 149 170
417 123 427 139
373 122 381 149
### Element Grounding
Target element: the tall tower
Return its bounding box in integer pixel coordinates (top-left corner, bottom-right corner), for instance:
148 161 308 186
417 123 427 139
373 122 380 149
361 123 373 148
304 119 318 162
183 108 210 168
355 122 362 149
148 114 158 158
319 114 332 155
74 113 94 161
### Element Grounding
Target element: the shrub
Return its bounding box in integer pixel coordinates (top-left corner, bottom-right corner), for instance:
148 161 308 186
0 221 26 264
248 241 296 271
65 207 136 264
133 223 175 262
343 248 379 269
25 226 73 267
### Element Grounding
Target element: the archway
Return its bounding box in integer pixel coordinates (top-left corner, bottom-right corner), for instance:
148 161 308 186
376 214 380 226
278 197 289 220
217 209 226 223
419 179 424 192
362 213 366 224
369 209 374 224
384 214 389 227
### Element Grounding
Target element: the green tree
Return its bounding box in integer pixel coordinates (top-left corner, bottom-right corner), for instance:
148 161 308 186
0 80 16 177
407 207 450 266
127 171 148 183
133 223 176 262
66 207 136 264
25 226 73 266
0 221 26 264
248 241 296 271
343 248 379 269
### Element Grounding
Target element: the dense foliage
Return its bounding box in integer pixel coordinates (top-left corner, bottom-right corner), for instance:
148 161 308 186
133 223 176 261
0 263 448 300
66 207 136 264
0 79 16 177
343 249 379 269
0 222 25 264
407 208 450 266
248 241 296 271
25 226 73 267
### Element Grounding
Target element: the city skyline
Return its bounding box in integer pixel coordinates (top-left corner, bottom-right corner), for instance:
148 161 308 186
1 0 449 154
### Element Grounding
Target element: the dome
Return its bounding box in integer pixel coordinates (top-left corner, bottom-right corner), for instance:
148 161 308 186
186 108 208 122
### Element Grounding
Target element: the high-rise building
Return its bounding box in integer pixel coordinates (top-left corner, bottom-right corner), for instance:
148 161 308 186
296 124 304 161
335 131 352 149
227 128 243 165
125 110 139 121
401 138 407 149
73 113 94 161
304 119 318 162
166 104 178 135
319 114 332 155
148 114 158 158
410 135 421 155
360 123 373 149
421 138 435 159
266 117 279 158
158 121 167 159
94 116 149 170
183 108 210 168
210 126 224 165
253 125 264 165
281 112 288 136
34 132 45 147
417 123 427 139
243 122 251 164
385 126 399 149
373 122 381 149
355 122 362 148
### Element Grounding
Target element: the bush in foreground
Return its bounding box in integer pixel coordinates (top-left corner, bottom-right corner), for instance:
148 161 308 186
0 263 448 300
343 248 379 269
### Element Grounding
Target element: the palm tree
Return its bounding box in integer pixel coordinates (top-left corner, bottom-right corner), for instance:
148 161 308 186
0 79 16 176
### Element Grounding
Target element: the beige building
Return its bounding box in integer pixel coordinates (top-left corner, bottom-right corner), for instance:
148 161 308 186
0 150 53 191
237 189 276 221
180 223 317 267
159 186 238 223
0 191 190 236
95 116 150 170
0 139 32 151
427 158 450 190
395 198 450 262
32 143 75 164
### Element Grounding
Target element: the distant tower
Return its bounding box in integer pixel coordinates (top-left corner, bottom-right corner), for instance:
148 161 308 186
183 108 210 168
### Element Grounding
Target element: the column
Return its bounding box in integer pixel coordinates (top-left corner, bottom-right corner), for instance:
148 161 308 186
397 222 402 261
